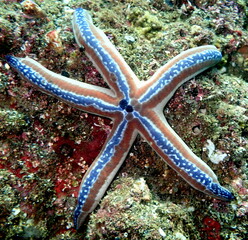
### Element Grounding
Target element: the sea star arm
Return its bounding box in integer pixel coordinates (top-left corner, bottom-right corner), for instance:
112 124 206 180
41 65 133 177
74 116 138 229
6 55 119 118
73 8 140 100
135 111 234 200
138 45 222 108
133 45 234 200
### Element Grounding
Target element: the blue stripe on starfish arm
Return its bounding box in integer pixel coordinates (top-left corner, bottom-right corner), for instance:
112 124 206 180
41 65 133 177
139 46 222 106
74 117 138 229
72 8 139 100
6 55 120 118
135 111 234 200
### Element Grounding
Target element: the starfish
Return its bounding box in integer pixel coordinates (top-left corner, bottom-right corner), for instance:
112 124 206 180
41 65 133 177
6 8 234 230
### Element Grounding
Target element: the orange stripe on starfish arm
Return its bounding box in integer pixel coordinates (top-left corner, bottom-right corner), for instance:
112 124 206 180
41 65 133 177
6 56 120 118
138 45 222 108
72 8 139 97
135 111 233 201
74 118 138 229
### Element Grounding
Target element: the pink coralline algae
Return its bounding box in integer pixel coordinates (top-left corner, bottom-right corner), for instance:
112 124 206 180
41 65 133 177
52 116 110 199
0 159 26 178
231 178 248 217
201 217 222 240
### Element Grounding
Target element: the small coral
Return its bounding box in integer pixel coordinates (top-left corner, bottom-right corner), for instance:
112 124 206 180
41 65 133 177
21 0 46 19
45 29 64 54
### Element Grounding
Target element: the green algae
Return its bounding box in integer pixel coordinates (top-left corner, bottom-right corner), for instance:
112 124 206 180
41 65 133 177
127 8 163 39
0 170 49 239
0 72 8 95
87 177 200 240
0 109 28 136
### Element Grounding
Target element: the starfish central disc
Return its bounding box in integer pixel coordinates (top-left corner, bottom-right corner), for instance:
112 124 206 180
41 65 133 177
119 99 134 112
